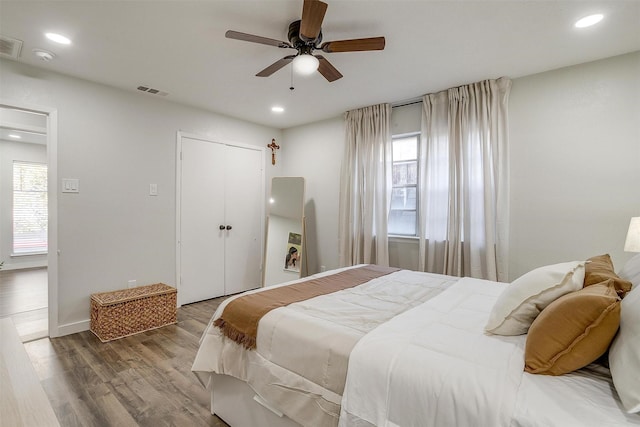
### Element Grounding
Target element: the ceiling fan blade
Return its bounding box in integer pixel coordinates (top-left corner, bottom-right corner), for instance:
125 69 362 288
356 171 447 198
300 0 328 41
256 55 296 77
226 30 291 48
316 55 342 82
321 37 386 53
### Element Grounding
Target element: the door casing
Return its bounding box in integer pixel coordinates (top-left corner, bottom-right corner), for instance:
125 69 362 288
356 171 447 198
1 99 59 337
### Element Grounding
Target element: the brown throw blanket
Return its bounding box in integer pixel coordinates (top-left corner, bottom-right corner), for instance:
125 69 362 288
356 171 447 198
214 265 400 349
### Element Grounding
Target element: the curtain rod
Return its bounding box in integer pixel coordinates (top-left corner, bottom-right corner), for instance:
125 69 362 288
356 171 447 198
391 98 422 109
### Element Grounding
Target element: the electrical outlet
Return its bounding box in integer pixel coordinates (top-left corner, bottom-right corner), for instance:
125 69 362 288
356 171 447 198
128 279 137 288
320 265 326 272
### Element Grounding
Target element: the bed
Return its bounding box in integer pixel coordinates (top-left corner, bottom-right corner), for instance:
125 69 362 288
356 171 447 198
192 256 640 427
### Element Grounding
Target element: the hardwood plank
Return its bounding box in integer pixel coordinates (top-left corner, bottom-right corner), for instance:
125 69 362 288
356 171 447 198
24 296 230 426
11 307 48 342
0 268 47 316
0 267 48 341
0 318 59 426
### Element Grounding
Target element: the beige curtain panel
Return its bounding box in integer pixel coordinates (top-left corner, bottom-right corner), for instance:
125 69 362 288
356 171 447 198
419 77 511 281
339 103 392 267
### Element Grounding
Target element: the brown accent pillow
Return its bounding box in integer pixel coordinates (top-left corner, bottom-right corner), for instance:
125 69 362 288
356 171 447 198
524 279 621 376
584 254 632 296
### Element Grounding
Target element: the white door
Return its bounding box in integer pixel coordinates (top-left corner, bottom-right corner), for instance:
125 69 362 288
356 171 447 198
224 145 263 294
180 137 226 304
179 135 264 304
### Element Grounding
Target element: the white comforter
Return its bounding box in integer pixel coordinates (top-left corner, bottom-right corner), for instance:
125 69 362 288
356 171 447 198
339 277 640 427
340 277 524 427
192 266 458 427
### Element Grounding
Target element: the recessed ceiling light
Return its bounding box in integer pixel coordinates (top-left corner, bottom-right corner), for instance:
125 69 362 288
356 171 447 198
575 14 604 28
45 32 71 45
271 106 285 113
8 134 22 139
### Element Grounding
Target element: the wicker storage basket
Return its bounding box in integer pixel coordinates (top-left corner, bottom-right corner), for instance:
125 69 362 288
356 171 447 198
90 283 177 342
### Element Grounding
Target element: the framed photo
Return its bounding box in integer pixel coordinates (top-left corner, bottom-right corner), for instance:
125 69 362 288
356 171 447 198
284 232 302 272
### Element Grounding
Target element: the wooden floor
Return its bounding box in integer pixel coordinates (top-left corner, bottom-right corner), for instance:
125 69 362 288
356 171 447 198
0 267 48 342
24 297 232 427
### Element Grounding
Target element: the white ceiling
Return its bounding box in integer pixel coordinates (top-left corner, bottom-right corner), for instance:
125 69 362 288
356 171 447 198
1 0 639 129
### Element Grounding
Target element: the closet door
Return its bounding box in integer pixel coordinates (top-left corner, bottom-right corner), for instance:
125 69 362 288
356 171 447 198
180 137 226 305
224 145 263 294
179 135 264 305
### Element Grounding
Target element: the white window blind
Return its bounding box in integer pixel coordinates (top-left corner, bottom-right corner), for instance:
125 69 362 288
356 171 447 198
13 161 48 254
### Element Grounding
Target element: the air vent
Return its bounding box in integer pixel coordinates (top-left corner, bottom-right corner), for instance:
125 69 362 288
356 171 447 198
0 35 23 60
137 85 168 97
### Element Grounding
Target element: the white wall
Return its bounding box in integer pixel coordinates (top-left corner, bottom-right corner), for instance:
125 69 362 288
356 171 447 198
508 51 640 278
0 140 48 269
280 52 640 280
0 58 282 335
281 118 345 274
1 50 637 334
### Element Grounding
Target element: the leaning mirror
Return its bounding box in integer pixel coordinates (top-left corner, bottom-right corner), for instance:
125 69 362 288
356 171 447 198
263 177 305 287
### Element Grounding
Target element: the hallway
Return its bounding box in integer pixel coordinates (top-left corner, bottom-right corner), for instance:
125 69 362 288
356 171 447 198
0 267 48 342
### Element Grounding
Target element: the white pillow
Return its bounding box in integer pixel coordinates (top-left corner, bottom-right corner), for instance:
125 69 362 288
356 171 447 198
485 261 585 336
609 286 640 413
618 253 640 290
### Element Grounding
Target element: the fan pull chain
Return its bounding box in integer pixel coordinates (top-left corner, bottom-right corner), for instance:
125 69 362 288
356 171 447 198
290 65 295 91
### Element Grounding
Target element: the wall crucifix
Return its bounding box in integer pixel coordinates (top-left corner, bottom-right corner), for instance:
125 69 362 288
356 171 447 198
267 138 280 165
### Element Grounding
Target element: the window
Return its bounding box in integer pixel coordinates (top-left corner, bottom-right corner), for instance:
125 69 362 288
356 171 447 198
388 134 418 236
13 161 48 254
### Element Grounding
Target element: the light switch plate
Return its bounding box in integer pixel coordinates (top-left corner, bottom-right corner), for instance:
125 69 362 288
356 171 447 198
62 178 79 193
149 183 158 196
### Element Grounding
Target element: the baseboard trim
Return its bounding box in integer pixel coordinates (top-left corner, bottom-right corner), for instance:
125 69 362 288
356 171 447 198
56 319 90 337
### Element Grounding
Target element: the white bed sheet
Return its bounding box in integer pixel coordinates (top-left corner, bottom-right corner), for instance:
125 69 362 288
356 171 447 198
192 266 458 427
513 363 640 426
339 277 640 427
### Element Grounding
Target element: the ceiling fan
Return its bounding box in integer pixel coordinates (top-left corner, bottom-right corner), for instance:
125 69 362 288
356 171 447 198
225 0 385 82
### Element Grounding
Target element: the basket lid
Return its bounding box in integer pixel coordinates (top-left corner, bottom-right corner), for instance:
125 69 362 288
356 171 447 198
91 283 176 305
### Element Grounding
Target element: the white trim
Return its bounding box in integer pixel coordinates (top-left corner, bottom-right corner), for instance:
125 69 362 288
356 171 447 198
388 235 420 242
47 109 59 337
175 131 183 307
175 130 266 306
178 130 266 152
0 99 59 338
56 319 89 337
11 252 48 257
1 260 47 270
0 121 47 135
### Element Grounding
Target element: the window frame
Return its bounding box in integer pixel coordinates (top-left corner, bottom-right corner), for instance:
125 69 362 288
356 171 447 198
12 160 48 256
388 132 420 237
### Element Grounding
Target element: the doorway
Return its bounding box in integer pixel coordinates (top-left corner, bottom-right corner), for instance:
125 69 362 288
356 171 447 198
0 103 57 341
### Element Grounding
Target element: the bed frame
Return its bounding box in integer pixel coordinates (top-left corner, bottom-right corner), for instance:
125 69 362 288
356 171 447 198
210 373 301 427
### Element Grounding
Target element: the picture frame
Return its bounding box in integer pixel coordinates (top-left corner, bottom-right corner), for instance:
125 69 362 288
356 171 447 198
284 232 302 272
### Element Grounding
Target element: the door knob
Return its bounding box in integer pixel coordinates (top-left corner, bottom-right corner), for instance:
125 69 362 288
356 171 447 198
219 225 226 230
226 225 232 230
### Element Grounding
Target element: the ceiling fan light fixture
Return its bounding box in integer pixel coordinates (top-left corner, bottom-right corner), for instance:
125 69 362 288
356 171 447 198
292 54 319 75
